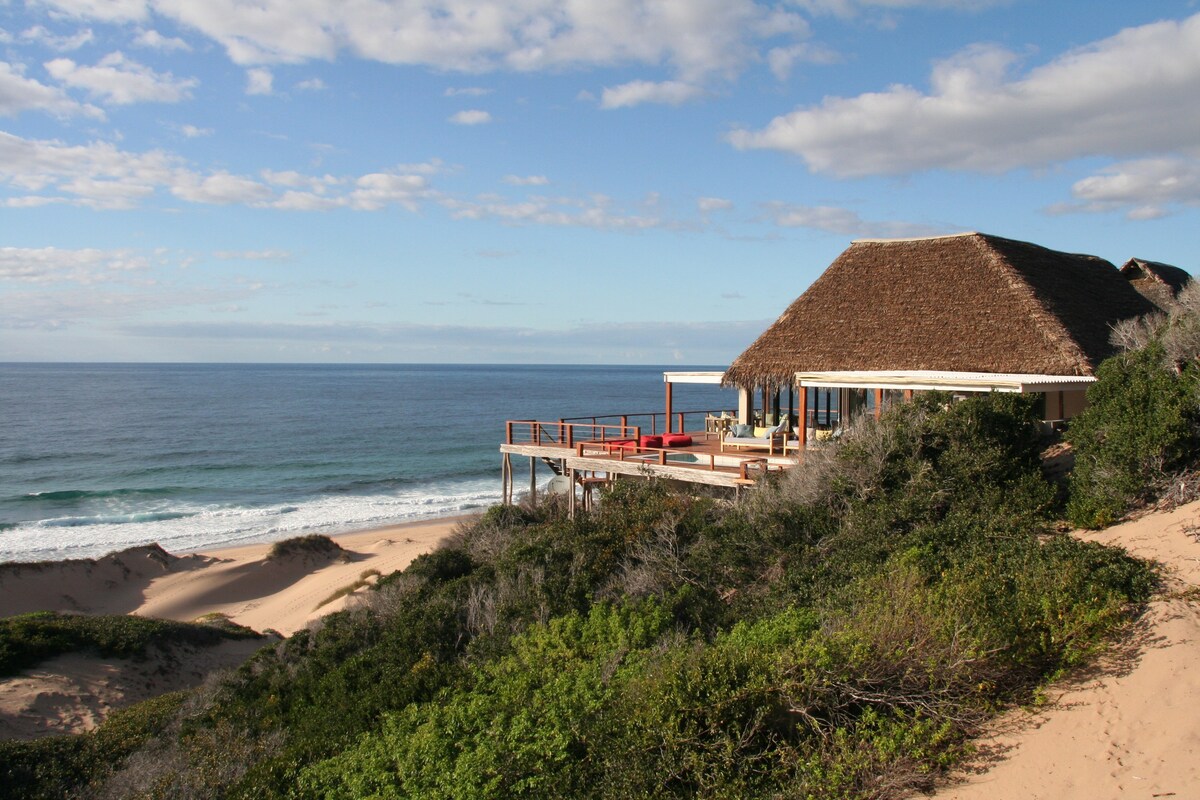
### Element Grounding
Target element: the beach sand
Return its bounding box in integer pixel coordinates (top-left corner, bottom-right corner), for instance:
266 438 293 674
0 515 467 737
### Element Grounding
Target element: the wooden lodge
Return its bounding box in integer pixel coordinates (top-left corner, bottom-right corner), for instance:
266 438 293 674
501 232 1189 513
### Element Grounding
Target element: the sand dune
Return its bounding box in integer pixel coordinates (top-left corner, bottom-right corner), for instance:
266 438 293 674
1 517 466 635
0 517 465 738
936 500 1200 799
0 638 268 740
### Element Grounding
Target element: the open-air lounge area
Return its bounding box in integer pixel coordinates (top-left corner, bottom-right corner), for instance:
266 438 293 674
500 232 1191 513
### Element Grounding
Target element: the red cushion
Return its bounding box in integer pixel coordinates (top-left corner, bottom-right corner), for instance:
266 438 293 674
639 435 664 449
662 434 693 447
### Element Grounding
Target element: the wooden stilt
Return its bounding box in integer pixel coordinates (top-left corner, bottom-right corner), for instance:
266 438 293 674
501 453 512 505
567 467 576 519
664 381 674 434
528 457 537 508
874 388 883 419
798 385 808 449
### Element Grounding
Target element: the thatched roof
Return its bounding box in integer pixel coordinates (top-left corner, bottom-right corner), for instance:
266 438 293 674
1120 258 1192 312
724 232 1158 388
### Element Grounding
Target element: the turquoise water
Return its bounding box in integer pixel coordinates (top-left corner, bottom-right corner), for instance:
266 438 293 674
0 364 734 561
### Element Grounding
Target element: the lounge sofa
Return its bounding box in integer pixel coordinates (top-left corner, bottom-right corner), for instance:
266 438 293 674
720 421 788 454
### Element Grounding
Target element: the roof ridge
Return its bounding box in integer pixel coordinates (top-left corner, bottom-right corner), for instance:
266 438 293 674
851 230 979 244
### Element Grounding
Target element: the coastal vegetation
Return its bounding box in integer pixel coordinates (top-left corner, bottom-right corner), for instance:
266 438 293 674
1067 284 1200 528
266 534 345 561
0 612 261 679
8 295 1200 797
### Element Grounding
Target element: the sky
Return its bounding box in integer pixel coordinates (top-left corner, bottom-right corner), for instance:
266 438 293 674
1 0 1198 365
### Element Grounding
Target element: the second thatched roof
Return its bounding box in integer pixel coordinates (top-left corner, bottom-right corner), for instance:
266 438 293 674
1120 258 1192 312
723 232 1158 388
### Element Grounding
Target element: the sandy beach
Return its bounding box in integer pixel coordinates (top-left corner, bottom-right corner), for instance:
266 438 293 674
0 516 467 738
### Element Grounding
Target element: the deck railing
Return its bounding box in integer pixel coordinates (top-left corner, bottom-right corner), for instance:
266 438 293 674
559 408 736 437
505 420 640 448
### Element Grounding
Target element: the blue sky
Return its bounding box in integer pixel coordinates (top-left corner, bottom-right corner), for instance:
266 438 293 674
2 0 1198 364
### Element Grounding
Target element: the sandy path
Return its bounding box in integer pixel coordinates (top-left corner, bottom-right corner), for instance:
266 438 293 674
936 500 1200 799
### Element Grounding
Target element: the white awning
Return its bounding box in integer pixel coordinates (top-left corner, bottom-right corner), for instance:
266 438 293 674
663 371 726 384
795 370 1095 394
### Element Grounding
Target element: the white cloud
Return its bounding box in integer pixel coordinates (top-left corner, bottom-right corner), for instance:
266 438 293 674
761 201 946 238
765 42 840 80
37 0 809 84
730 13 1200 176
295 77 325 91
441 192 677 231
21 25 95 51
0 61 103 118
503 174 549 186
449 109 491 125
245 67 273 95
698 196 733 212
133 29 191 51
0 131 441 211
34 0 150 23
600 80 704 109
0 246 150 283
45 51 197 104
213 249 291 260
348 172 429 211
0 131 180 209
180 124 212 137
445 86 491 97
170 171 273 204
1048 157 1200 220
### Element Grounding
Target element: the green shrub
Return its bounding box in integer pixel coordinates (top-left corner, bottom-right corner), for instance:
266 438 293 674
266 534 343 560
0 691 187 799
1067 344 1200 527
0 612 261 678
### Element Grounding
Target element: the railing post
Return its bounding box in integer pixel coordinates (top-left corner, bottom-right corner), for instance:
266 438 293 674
566 423 573 448
506 420 513 444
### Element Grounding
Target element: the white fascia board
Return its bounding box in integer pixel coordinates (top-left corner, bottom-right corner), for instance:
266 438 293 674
795 370 1095 394
663 371 726 384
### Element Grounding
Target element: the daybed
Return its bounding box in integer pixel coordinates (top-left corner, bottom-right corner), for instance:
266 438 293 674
720 422 788 454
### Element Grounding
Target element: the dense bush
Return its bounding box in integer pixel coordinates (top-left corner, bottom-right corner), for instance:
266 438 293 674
1067 343 1200 527
0 691 187 799
0 612 261 678
43 392 1153 800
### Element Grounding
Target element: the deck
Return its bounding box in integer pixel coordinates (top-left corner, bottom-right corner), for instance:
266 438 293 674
500 418 803 503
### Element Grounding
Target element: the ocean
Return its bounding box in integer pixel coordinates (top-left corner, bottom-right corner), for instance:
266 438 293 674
0 363 735 562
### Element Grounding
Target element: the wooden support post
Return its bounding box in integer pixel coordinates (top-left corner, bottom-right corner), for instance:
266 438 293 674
664 380 674 434
567 467 576 519
798 385 808 449
528 457 537 508
903 389 913 402
501 453 512 505
874 388 883 419
1057 390 1065 420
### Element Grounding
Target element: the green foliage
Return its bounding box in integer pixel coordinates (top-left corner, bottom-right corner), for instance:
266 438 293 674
0 611 261 678
0 691 187 799
1067 344 1200 527
266 534 343 560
